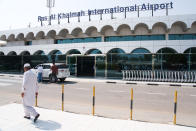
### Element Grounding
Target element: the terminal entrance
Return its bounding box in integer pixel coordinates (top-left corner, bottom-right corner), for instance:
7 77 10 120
77 56 95 77
67 55 106 77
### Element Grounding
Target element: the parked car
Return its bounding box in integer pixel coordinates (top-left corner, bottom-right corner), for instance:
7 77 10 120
32 63 70 82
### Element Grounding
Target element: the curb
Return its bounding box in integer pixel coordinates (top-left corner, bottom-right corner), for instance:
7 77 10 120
0 74 195 87
106 81 117 84
106 81 195 87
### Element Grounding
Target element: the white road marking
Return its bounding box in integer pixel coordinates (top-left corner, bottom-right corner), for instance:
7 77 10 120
75 88 89 91
0 79 22 83
190 94 196 97
0 82 13 86
109 90 127 93
145 92 166 96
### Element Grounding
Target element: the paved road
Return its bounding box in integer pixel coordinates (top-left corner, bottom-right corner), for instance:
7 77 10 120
0 76 196 127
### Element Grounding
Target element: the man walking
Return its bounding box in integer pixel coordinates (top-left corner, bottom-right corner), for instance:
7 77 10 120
50 62 58 83
21 63 40 122
37 65 43 83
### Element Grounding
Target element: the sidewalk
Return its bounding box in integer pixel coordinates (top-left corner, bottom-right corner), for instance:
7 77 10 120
0 73 196 87
0 103 195 131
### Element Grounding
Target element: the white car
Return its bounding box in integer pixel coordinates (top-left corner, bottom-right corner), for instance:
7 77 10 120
32 63 70 82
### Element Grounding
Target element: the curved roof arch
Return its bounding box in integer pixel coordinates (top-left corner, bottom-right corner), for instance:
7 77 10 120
85 48 102 55
58 29 69 38
19 51 31 56
71 27 83 37
100 25 116 36
8 34 15 41
116 24 132 35
47 30 56 39
131 48 151 54
33 50 45 55
134 23 149 34
107 48 125 54
16 33 24 41
7 51 17 56
48 49 62 55
85 26 99 37
35 31 45 40
152 22 168 34
0 51 4 55
66 49 81 55
26 32 35 40
0 35 6 41
170 21 188 33
156 47 178 54
183 47 196 53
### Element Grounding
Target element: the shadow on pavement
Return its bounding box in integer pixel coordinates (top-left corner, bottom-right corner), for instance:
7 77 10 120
40 80 77 85
33 120 61 130
177 124 196 129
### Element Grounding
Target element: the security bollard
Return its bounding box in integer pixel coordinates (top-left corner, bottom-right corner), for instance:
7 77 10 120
62 84 64 111
35 95 38 107
173 90 177 125
130 88 133 120
92 86 95 116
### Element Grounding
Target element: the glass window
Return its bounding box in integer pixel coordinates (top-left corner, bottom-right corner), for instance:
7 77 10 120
108 48 125 54
193 34 196 39
184 34 193 40
131 48 150 54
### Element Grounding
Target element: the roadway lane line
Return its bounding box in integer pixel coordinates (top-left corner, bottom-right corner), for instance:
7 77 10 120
145 92 166 96
75 88 89 91
190 94 196 97
0 79 22 83
108 90 127 93
0 82 13 86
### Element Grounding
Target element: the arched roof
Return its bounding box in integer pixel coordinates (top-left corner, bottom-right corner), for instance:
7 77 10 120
100 25 115 36
48 49 62 55
116 24 132 35
35 31 45 40
58 29 69 38
71 27 83 37
16 33 24 41
85 26 98 36
85 49 102 55
170 21 188 32
19 51 30 56
0 14 195 41
0 51 4 55
33 50 45 55
107 48 125 54
152 22 168 34
66 49 81 55
184 47 196 53
26 32 34 40
156 47 178 54
0 35 6 41
47 30 56 39
7 51 17 56
131 48 151 54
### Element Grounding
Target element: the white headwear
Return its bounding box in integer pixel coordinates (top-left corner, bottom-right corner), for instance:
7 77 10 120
24 63 31 68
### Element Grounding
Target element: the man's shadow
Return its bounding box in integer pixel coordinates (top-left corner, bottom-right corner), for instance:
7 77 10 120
33 120 61 130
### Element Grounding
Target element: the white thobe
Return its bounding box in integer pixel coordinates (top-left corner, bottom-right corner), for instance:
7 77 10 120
22 69 39 117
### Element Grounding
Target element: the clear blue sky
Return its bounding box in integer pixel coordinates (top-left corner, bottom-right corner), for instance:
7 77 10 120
0 0 196 30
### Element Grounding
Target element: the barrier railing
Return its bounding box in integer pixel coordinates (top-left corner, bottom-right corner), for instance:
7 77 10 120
122 70 196 83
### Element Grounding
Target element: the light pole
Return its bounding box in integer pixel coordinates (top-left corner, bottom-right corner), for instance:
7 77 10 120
47 0 55 25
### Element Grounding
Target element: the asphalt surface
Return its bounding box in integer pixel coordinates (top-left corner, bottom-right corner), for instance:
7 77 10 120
0 76 196 127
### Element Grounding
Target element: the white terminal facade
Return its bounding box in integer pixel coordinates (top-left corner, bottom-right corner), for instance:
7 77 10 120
0 14 196 56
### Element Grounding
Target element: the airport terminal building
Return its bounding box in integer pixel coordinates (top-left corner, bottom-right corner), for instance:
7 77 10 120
0 13 196 79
